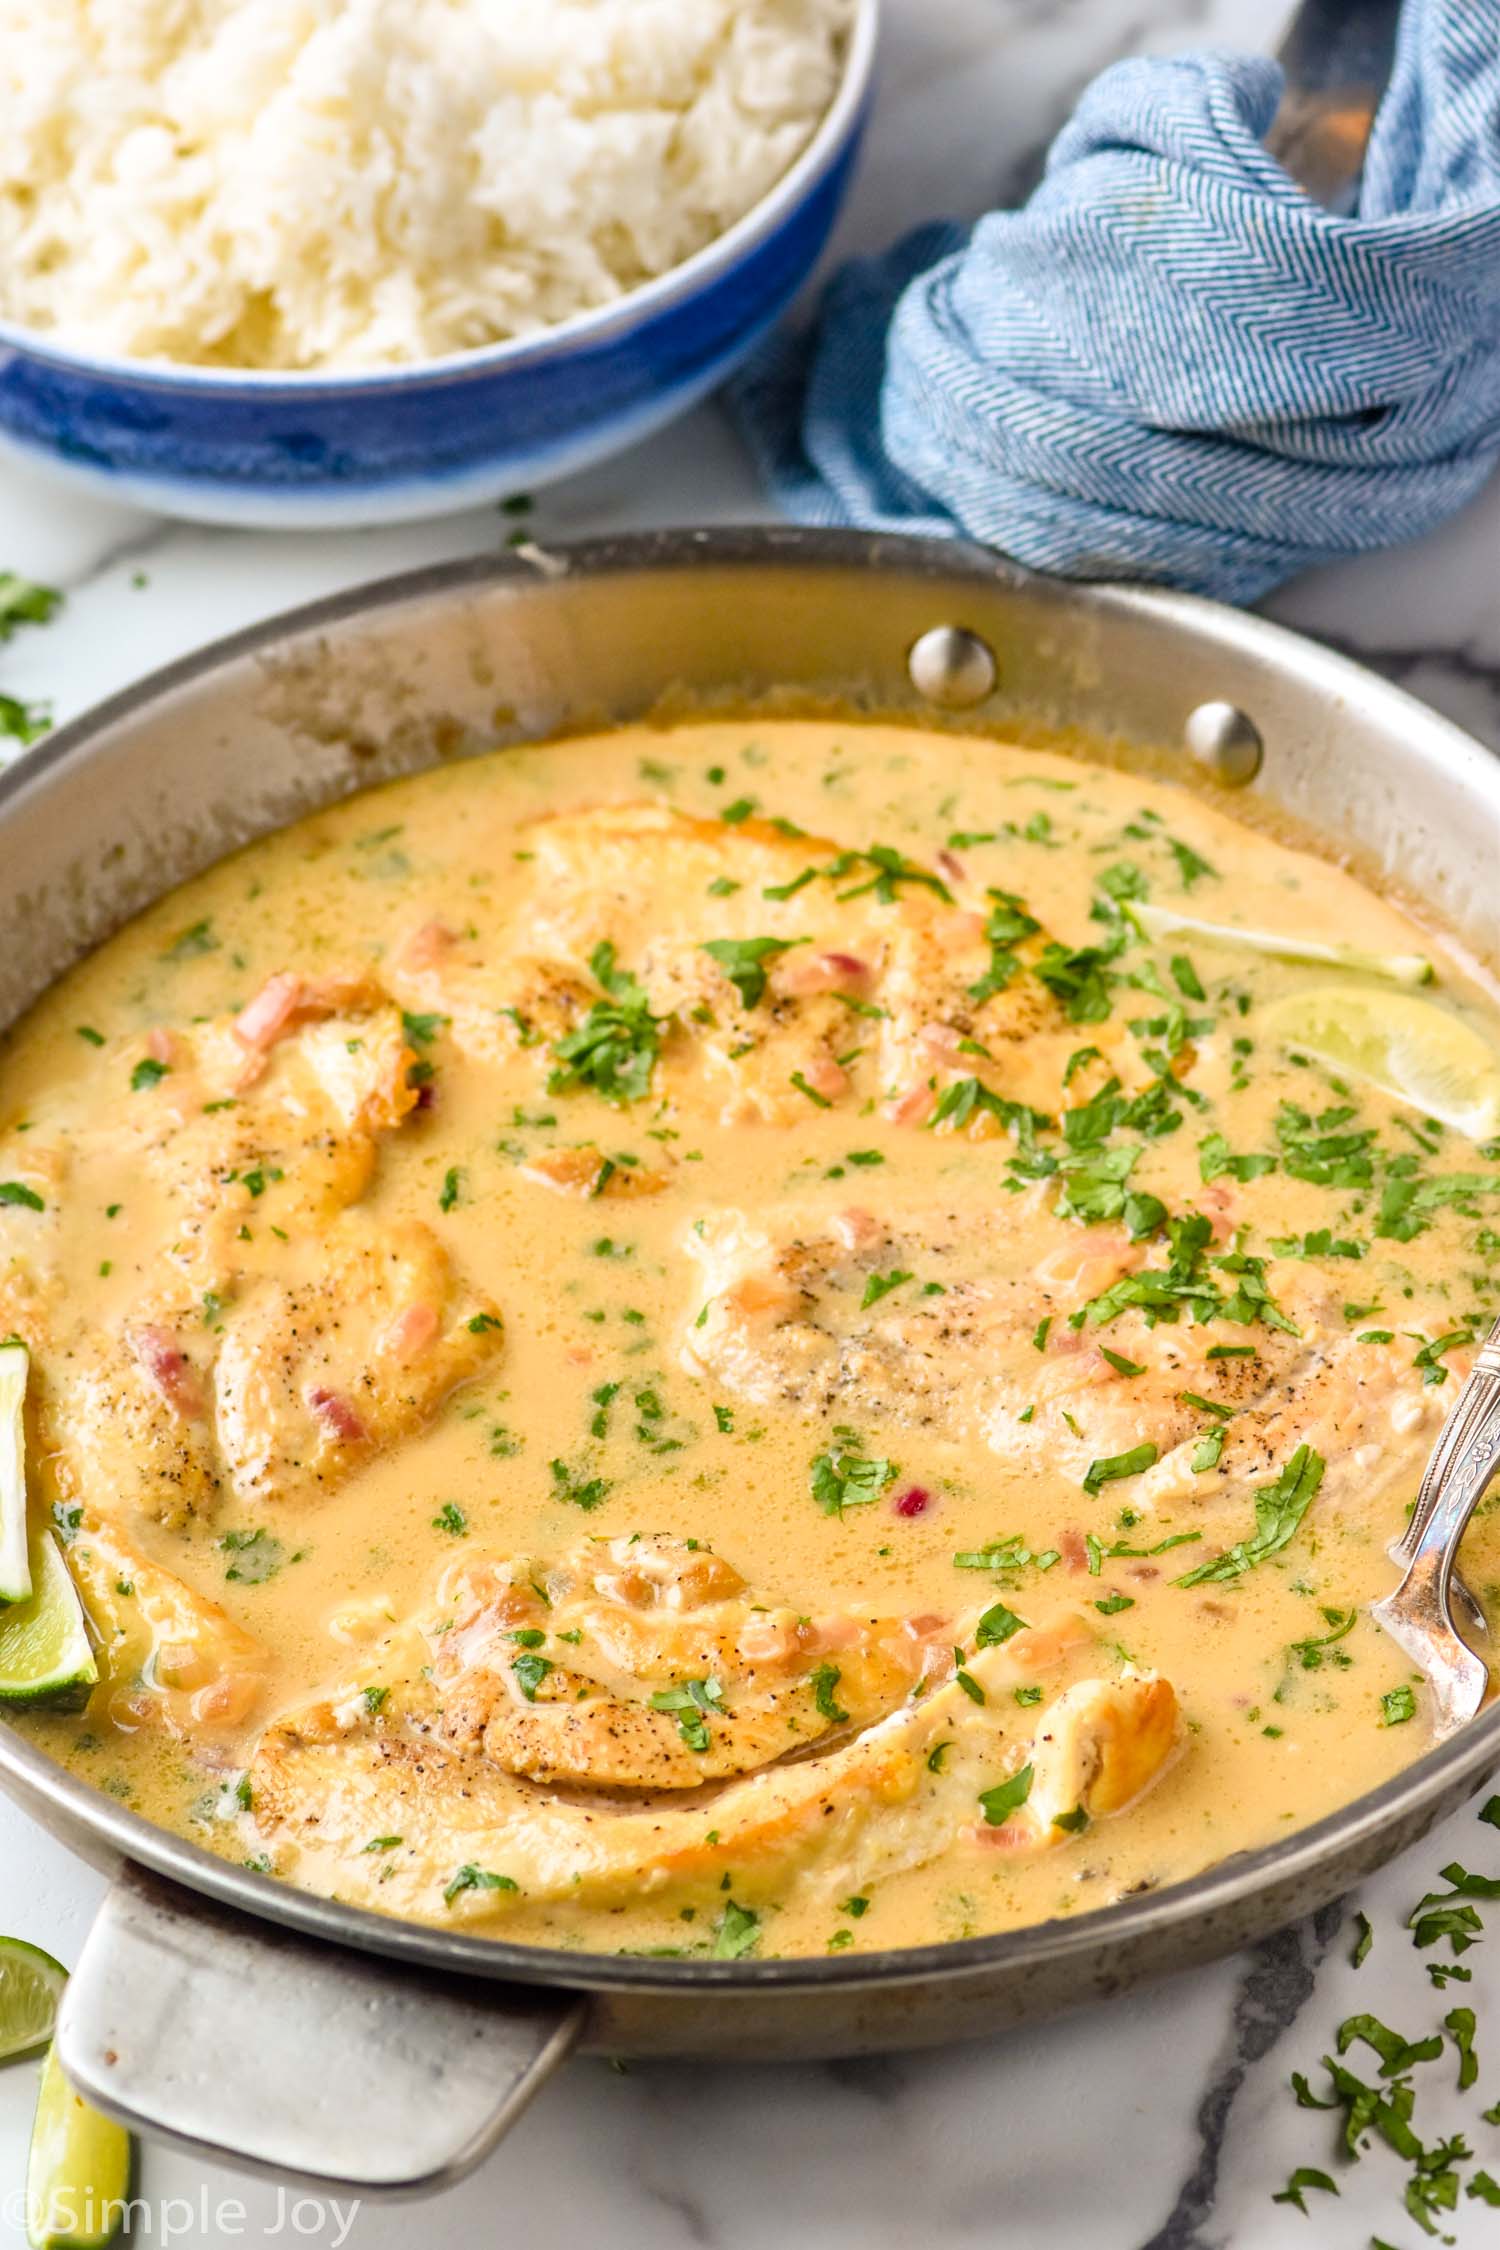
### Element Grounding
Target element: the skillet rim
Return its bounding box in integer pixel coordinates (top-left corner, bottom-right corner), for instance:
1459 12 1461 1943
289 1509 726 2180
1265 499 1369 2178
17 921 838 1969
2 522 1497 1997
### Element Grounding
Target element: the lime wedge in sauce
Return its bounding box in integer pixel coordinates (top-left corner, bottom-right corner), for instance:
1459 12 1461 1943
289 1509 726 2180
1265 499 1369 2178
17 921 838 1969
26 2043 133 2250
0 1534 97 1706
0 1340 30 1606
1260 986 1500 1141
0 1938 67 2064
1126 900 1433 988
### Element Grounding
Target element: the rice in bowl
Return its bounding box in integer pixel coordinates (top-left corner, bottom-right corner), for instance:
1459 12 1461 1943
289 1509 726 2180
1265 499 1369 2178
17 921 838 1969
0 0 855 373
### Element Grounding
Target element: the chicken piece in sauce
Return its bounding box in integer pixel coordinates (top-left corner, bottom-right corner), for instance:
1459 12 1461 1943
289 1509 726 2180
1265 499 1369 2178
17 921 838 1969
247 1551 1179 1923
388 804 1105 1126
0 979 502 1535
682 1204 1456 1514
428 1532 949 1789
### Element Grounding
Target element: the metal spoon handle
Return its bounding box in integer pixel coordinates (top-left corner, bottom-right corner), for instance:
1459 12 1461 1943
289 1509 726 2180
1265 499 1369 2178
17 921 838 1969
1372 1317 1500 1738
1268 0 1403 209
1398 1317 1500 1562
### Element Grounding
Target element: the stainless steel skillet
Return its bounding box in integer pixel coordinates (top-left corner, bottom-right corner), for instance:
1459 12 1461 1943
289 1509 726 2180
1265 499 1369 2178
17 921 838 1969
0 528 1496 2197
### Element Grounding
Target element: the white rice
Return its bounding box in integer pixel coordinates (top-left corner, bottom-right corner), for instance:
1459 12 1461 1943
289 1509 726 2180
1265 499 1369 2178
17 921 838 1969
0 0 853 372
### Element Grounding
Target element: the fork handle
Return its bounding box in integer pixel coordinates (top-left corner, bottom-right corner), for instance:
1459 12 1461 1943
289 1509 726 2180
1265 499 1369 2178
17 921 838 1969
1398 1318 1500 1564
1372 1320 1500 1738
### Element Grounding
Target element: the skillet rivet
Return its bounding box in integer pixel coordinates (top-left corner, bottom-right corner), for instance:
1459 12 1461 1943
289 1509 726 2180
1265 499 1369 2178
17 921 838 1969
1184 701 1263 785
908 626 997 710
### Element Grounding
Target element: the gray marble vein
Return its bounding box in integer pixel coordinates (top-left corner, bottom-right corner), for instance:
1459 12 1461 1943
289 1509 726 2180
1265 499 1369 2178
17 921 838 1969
1142 1903 1347 2250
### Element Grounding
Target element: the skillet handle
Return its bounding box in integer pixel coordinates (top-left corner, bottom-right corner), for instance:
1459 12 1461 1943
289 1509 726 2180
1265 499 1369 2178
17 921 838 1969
55 1864 585 2197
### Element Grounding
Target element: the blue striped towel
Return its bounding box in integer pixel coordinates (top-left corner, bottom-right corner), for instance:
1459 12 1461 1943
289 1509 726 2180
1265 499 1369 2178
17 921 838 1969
732 0 1500 602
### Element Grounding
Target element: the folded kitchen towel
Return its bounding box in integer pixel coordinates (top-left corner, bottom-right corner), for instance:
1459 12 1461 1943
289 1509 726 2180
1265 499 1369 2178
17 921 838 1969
732 0 1500 601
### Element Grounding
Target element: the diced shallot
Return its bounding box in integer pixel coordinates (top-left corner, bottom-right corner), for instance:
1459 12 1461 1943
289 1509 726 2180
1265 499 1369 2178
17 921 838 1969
969 1818 1034 1852
923 1020 964 1054
1032 1232 1134 1295
128 1324 207 1418
739 1618 801 1665
400 920 456 971
776 950 872 999
233 972 305 1052
884 1082 937 1127
829 1207 881 1253
382 1302 440 1362
1058 1526 1090 1574
232 969 371 1055
307 1386 367 1445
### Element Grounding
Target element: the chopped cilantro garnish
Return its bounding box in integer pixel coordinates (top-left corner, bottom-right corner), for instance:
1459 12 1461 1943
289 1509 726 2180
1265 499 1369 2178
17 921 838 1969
444 1864 519 1905
0 694 50 745
831 843 952 908
1166 836 1218 889
1270 2168 1337 2215
163 919 218 961
1176 1444 1324 1585
712 1899 761 1958
549 1458 611 1511
1035 935 1121 1023
218 1528 286 1584
701 936 802 1010
0 573 60 640
969 888 1041 1002
1191 1428 1226 1472
1198 1132 1275 1184
548 943 662 1106
810 1445 897 1517
978 1764 1034 1826
930 1076 1049 1140
511 1651 553 1701
789 1070 832 1108
650 1676 723 1750
1082 1442 1159 1496
975 1601 1029 1647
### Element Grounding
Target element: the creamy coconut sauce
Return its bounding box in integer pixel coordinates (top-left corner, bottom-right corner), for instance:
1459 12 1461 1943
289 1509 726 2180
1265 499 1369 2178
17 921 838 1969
3 717 1498 1962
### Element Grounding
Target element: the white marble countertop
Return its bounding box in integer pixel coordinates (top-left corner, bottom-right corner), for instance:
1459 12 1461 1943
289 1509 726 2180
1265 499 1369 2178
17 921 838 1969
4 2 1500 2245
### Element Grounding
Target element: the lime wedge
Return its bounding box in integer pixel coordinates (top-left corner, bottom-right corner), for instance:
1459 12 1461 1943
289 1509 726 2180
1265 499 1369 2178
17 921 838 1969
0 1340 32 1605
1126 901 1433 988
0 1534 97 1707
0 1938 67 2063
27 2043 133 2250
1260 987 1500 1141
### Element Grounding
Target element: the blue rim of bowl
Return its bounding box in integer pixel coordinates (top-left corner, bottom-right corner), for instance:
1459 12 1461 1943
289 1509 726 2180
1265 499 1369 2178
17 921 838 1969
0 0 879 397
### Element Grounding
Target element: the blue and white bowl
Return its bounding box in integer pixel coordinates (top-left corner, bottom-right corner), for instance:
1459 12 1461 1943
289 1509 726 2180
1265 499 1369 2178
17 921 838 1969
0 1 876 529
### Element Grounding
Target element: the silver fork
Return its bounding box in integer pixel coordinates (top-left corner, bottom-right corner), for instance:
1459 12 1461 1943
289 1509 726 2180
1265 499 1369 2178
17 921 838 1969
1371 1315 1499 1739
